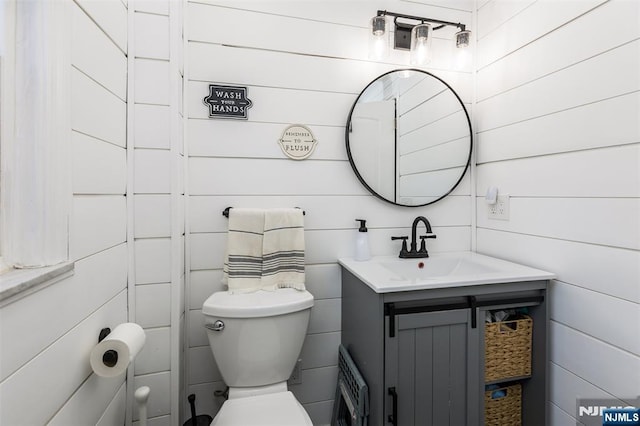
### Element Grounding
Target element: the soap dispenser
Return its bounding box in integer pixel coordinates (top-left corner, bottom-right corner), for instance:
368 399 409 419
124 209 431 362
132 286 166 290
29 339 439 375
354 219 371 261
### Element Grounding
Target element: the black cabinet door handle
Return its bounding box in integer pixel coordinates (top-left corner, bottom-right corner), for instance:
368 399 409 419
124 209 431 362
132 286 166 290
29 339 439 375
388 387 398 426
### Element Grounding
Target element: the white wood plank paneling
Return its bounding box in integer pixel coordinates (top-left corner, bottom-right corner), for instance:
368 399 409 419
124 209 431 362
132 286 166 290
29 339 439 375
48 371 124 426
307 299 341 334
550 321 640 399
184 0 477 416
189 194 470 233
188 346 222 385
134 0 169 15
477 40 640 132
72 2 127 100
186 3 370 62
189 270 224 310
135 327 172 375
134 12 170 60
74 0 128 53
299 331 341 369
550 362 631 418
133 372 171 420
134 149 172 194
476 0 640 418
72 131 126 195
550 281 639 355
188 158 366 196
476 0 535 41
476 0 607 69
188 42 473 100
476 92 640 164
135 238 172 284
135 59 170 105
2 2 130 426
191 0 472 28
190 226 471 271
0 291 127 425
0 244 127 381
188 263 341 311
135 195 172 238
136 284 172 328
188 120 347 161
549 403 577 426
288 366 338 404
476 144 640 198
189 82 356 125
95 383 126 426
477 197 640 250
72 68 127 147
476 228 640 304
135 104 171 149
477 0 640 101
70 195 127 261
187 309 208 348
303 264 342 301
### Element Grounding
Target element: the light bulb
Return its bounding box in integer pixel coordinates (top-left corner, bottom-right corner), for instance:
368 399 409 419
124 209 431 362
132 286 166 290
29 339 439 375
410 23 432 65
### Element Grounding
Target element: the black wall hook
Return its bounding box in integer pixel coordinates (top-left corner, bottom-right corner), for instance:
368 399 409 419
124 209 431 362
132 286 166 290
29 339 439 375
98 327 111 342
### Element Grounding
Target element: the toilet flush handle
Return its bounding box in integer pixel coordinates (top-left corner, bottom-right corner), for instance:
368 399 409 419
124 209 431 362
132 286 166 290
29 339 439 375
206 320 225 332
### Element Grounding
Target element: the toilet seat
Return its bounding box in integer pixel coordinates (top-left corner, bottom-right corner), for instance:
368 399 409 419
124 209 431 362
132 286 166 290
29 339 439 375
211 391 313 426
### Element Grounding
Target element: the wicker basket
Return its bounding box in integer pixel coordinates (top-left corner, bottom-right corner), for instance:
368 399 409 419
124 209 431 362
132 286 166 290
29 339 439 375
485 384 522 426
484 315 533 382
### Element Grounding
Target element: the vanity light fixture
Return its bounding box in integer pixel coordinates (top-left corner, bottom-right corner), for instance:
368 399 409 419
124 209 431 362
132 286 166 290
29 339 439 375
371 10 471 64
369 15 389 60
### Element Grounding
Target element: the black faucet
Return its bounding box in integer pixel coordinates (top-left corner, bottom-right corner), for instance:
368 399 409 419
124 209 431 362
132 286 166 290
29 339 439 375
391 216 437 258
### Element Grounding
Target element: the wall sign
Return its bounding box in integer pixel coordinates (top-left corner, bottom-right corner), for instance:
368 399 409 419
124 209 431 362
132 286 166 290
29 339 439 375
203 85 253 120
279 125 317 160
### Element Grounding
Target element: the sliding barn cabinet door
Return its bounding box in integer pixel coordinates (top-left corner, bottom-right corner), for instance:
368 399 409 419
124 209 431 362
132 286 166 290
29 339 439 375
384 308 481 426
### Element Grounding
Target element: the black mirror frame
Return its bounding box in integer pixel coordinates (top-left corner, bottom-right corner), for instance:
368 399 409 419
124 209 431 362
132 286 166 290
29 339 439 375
345 68 473 207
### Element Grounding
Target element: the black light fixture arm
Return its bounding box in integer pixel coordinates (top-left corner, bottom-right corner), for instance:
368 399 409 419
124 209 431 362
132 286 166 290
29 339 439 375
376 9 466 32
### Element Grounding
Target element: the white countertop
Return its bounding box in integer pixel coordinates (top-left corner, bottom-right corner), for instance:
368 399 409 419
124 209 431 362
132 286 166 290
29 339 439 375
338 251 555 293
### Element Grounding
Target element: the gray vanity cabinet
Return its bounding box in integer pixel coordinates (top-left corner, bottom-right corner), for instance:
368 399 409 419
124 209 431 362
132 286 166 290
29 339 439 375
341 268 549 426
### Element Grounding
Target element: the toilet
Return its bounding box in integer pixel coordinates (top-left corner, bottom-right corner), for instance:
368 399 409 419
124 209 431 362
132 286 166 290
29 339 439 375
202 288 315 426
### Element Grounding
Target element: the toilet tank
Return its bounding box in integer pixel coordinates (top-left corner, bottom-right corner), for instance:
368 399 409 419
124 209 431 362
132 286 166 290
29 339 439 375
203 289 314 388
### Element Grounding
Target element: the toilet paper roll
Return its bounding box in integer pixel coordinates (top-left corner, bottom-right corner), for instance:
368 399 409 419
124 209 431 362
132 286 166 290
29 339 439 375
90 323 146 378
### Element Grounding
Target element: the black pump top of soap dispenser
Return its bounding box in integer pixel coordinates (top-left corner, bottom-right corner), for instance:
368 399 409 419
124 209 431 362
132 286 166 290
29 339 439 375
356 219 368 232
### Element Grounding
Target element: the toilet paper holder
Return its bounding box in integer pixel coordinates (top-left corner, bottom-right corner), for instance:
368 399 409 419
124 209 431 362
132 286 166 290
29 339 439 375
98 327 119 368
99 327 111 342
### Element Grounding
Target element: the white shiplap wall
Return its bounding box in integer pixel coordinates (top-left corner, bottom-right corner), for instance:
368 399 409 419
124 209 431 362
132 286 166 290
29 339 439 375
0 0 128 424
184 1 475 423
131 0 185 425
474 0 640 424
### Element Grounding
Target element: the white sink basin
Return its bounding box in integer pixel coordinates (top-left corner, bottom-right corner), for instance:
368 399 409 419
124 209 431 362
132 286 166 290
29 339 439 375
339 252 555 293
379 256 498 280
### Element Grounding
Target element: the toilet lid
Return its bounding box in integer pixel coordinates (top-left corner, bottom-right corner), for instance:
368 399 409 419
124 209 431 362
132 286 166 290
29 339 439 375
203 288 313 318
212 392 313 426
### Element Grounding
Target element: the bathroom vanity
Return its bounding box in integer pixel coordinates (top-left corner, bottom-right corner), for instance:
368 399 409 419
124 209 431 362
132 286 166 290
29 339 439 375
339 252 555 426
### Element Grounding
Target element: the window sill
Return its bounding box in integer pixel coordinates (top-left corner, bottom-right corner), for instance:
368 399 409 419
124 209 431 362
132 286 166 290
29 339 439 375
0 262 75 307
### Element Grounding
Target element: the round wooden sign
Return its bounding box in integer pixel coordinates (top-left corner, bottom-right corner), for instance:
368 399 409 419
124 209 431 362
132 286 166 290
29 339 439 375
278 125 317 160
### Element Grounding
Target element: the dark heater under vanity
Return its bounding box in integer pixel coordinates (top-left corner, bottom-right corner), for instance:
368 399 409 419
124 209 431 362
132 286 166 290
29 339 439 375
339 253 553 426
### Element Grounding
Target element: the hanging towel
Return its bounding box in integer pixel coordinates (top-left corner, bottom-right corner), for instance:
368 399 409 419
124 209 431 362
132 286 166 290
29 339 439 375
261 208 306 291
223 208 265 293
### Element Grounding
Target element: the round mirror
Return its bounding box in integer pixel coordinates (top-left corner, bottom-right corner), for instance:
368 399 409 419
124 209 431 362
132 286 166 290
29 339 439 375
346 69 472 206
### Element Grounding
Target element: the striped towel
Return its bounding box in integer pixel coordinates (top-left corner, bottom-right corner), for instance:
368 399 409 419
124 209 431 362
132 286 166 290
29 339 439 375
222 208 305 293
222 208 265 293
262 208 305 291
